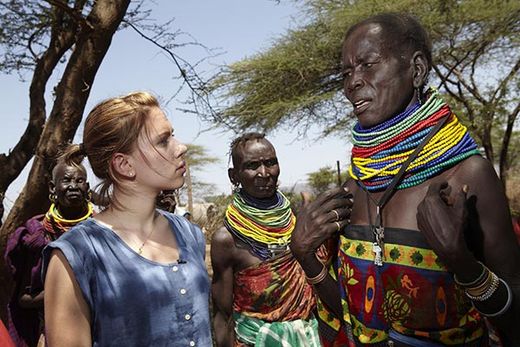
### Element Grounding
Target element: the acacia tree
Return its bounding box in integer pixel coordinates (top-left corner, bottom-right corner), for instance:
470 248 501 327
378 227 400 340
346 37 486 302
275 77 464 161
307 165 347 195
180 144 219 214
206 0 520 184
0 0 210 235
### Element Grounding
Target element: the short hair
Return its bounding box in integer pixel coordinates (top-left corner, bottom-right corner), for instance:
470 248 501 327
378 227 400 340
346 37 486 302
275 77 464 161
345 13 432 72
61 91 160 206
51 156 87 181
229 132 266 168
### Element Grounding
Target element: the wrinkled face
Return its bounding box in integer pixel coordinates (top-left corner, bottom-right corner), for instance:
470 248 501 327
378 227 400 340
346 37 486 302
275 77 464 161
50 164 89 210
231 139 280 199
131 107 188 191
342 23 416 128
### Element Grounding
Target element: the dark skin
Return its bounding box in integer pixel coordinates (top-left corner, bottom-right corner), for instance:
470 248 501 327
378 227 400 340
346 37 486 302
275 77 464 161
156 189 177 213
291 22 520 344
212 138 299 346
19 163 90 310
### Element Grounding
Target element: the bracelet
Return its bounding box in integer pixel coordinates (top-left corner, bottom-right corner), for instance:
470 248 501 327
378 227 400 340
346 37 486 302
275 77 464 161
476 278 513 317
465 271 499 301
454 261 487 287
306 264 328 285
465 270 494 297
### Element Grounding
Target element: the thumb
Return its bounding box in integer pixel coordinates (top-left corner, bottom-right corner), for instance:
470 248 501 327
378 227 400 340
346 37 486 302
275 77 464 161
300 191 312 207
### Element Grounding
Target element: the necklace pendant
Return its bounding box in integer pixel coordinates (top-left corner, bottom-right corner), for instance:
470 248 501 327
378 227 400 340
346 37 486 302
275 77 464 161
372 225 385 266
372 242 383 266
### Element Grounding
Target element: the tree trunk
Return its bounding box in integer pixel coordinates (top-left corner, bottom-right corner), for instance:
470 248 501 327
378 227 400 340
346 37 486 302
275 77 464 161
0 5 78 225
0 0 130 240
499 103 520 184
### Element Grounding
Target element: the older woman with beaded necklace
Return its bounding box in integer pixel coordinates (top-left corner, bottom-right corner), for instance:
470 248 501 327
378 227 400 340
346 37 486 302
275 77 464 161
5 157 93 347
290 12 520 346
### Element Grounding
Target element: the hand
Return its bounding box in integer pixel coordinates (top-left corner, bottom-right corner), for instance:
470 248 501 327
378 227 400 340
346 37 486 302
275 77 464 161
156 190 177 213
416 182 474 271
290 187 353 262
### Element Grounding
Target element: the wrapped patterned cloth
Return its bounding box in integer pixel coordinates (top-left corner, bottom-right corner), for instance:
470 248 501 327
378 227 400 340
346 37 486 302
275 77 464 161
317 225 487 346
232 251 320 346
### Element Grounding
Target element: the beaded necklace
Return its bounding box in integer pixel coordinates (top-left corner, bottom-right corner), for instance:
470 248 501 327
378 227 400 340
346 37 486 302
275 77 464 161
42 202 94 240
224 189 296 260
349 89 480 191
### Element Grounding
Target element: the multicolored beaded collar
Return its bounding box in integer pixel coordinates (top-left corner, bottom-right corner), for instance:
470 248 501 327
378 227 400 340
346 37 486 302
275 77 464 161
224 189 296 260
349 89 480 191
43 202 94 239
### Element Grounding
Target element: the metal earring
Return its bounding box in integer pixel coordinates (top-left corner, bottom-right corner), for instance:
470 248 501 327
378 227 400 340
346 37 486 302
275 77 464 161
416 87 422 105
49 193 57 203
232 183 241 194
87 190 92 202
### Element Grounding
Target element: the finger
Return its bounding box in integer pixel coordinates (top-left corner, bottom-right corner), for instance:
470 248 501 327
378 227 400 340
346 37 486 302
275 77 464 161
328 218 350 236
426 181 448 197
326 207 351 222
313 187 351 206
335 207 352 221
318 200 352 221
300 191 312 207
328 209 341 222
439 184 452 205
453 184 469 212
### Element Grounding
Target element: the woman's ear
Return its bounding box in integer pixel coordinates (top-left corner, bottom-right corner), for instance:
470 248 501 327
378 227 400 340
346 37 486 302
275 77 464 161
48 180 56 196
228 167 238 186
411 51 429 88
111 153 135 179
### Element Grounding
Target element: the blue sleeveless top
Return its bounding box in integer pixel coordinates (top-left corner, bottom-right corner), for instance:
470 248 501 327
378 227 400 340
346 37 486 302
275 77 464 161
42 212 212 347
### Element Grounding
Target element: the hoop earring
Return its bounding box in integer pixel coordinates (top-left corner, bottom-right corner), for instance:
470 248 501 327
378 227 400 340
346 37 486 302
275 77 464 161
232 183 241 194
87 190 92 202
49 193 57 203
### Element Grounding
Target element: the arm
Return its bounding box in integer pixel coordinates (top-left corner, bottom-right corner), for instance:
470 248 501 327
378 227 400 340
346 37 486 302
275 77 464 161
211 227 236 347
17 259 44 309
290 186 353 319
44 250 91 347
417 156 520 344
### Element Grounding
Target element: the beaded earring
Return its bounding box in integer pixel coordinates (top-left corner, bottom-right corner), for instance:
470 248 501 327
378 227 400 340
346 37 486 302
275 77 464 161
416 87 422 105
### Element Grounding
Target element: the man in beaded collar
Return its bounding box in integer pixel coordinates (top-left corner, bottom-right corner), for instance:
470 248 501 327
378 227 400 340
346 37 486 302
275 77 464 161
290 12 520 346
211 133 322 346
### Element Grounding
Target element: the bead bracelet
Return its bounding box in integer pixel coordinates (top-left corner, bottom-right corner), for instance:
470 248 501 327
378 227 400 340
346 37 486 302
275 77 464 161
465 271 499 301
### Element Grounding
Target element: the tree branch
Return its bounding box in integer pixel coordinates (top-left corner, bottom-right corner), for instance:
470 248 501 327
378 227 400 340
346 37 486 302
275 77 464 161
500 102 520 180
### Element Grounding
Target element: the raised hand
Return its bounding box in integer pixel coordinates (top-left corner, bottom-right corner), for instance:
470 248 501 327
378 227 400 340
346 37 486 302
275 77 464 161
416 181 474 272
290 187 353 262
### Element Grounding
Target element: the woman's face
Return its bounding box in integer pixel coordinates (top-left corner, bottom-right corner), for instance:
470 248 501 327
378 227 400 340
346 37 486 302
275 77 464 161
50 164 89 211
342 23 417 128
131 107 187 191
230 139 280 199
